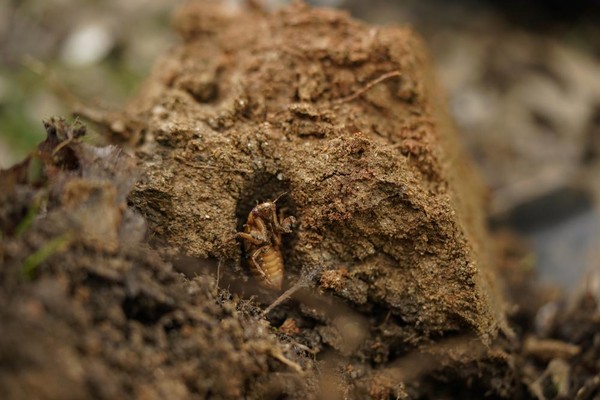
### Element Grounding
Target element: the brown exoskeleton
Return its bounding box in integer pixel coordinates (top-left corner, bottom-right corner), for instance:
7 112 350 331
236 194 296 290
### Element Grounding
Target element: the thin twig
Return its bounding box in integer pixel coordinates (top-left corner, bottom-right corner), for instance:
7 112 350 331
52 138 75 156
332 70 402 104
262 279 309 316
262 265 325 316
270 348 303 373
290 341 317 356
215 259 222 289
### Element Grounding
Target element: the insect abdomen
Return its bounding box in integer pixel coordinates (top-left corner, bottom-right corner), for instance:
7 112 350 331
252 247 284 290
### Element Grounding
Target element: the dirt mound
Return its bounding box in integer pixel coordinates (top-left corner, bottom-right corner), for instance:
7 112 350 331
127 0 507 342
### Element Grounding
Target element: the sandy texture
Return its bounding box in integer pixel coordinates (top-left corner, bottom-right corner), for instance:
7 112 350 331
127 1 507 342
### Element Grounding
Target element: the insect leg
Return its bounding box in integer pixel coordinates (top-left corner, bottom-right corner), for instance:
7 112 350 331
254 217 272 242
280 216 296 234
236 232 267 246
274 206 295 232
250 246 272 280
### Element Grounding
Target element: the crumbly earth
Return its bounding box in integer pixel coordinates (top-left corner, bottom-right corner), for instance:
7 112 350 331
2 2 598 400
0 119 318 399
125 0 507 343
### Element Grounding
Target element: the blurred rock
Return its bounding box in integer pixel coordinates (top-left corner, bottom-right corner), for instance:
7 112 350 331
60 23 114 67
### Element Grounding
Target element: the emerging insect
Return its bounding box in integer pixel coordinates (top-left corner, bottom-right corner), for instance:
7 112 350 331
236 194 296 290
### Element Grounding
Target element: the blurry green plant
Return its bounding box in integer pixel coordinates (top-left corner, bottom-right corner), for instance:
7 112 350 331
20 232 74 280
0 58 145 168
0 67 48 164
